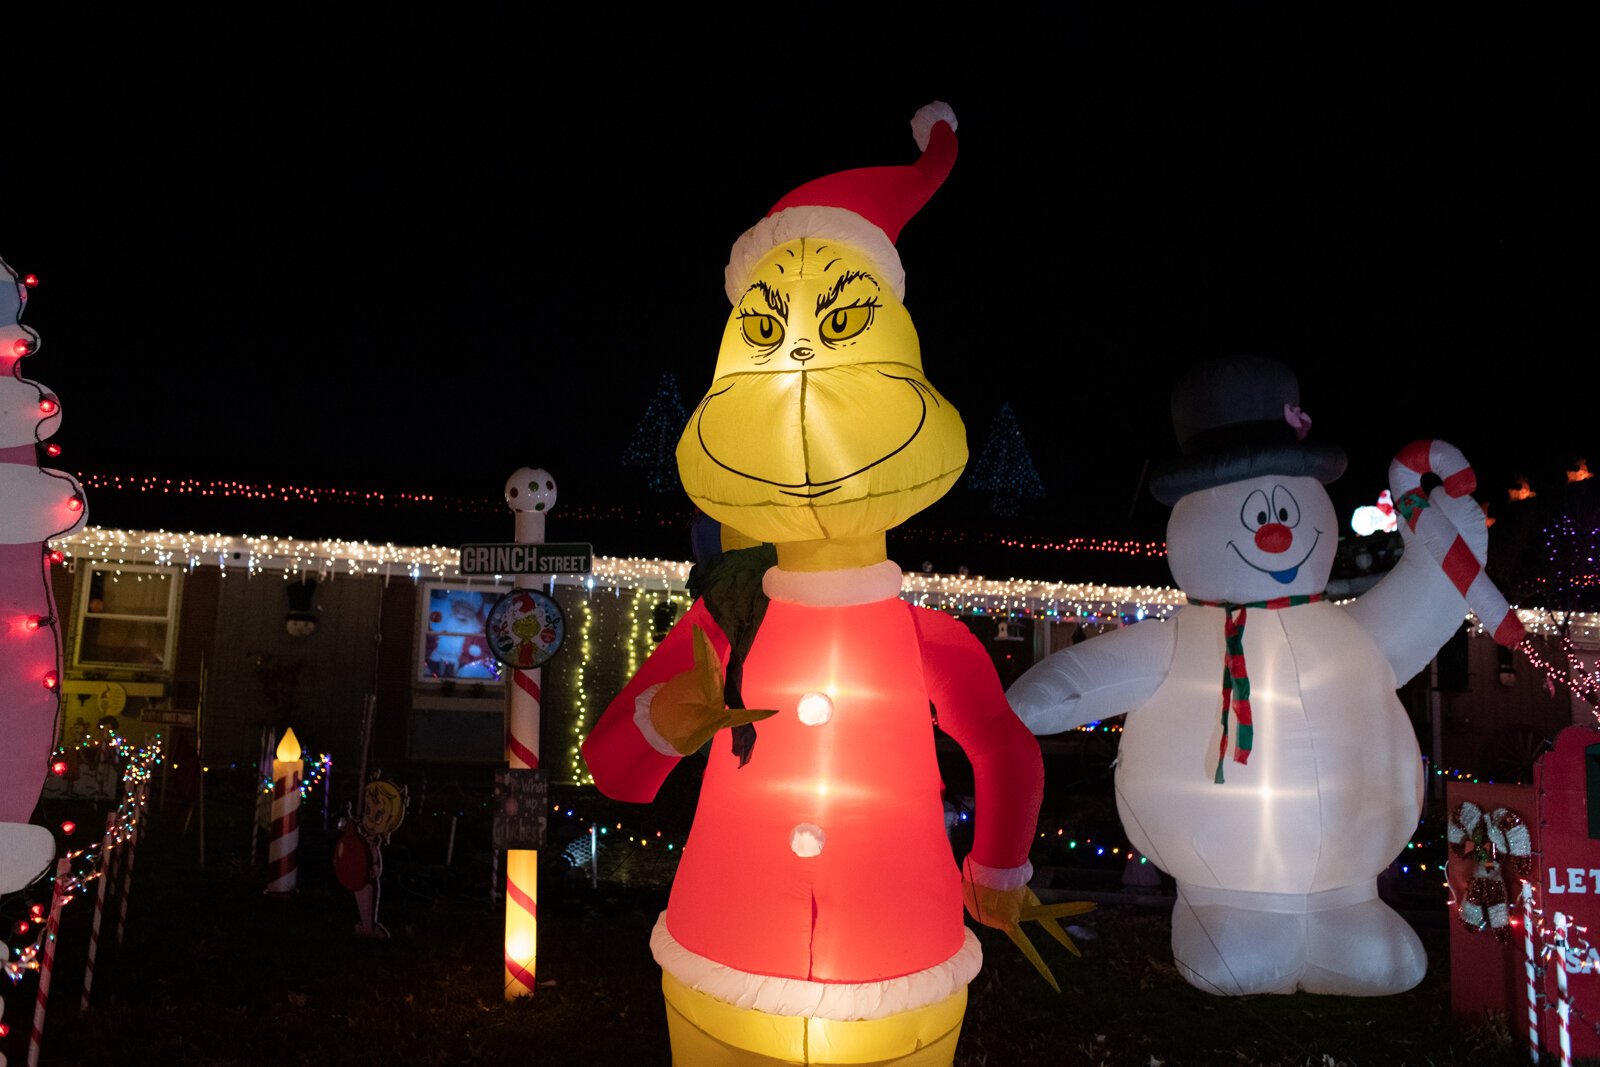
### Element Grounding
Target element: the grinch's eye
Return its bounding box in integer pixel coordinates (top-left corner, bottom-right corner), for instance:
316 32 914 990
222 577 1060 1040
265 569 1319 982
1240 490 1271 531
740 312 783 348
819 303 874 344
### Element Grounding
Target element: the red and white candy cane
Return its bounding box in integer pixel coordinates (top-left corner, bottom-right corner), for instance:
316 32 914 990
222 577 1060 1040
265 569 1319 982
1390 439 1525 648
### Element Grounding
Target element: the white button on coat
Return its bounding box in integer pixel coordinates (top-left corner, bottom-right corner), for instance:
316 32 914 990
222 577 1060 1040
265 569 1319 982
790 823 825 858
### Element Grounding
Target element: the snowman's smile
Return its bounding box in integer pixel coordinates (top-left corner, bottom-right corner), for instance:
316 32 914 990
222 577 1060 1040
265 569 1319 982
1227 530 1323 585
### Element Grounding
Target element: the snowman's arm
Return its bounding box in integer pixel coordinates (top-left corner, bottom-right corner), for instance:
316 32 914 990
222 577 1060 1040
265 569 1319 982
1343 487 1484 685
580 600 729 803
1005 618 1176 735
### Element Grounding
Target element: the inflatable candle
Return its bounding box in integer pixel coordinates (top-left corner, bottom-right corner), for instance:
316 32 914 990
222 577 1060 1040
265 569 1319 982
583 104 1065 1066
1009 356 1489 997
0 257 85 883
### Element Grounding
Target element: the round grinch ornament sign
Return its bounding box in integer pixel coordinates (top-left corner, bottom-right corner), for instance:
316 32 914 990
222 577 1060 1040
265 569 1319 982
486 589 565 669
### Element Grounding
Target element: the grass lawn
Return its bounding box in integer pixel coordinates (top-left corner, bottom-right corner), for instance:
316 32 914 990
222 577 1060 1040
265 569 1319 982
3 771 1557 1067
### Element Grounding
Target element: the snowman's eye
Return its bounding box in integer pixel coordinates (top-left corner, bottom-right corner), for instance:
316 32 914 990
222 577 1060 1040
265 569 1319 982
1271 485 1301 527
1240 490 1271 531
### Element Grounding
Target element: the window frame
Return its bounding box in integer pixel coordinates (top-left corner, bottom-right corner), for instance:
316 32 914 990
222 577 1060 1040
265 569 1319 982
71 562 182 672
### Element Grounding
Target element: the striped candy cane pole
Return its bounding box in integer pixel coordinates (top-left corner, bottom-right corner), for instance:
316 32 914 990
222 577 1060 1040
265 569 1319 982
1522 881 1541 1064
78 813 116 1015
1554 912 1573 1067
1390 439 1525 648
115 807 138 945
502 469 549 1001
27 856 69 1067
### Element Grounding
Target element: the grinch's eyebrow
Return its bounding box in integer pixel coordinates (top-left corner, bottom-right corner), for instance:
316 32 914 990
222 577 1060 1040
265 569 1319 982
815 270 879 316
743 280 789 321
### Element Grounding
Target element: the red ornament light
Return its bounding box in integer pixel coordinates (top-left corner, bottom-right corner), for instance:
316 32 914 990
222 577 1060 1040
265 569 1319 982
42 670 58 689
47 549 64 564
13 920 27 935
50 759 68 776
65 495 83 512
23 273 38 287
45 443 61 457
28 904 43 920
38 397 58 415
60 820 76 835
24 615 43 631
12 339 29 357
0 1020 9 1038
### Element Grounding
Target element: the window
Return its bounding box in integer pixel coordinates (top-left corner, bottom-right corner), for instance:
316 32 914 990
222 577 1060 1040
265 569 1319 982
73 565 180 671
417 582 507 686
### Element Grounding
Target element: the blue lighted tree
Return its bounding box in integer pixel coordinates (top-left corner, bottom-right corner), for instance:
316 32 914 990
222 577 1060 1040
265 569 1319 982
623 373 690 493
966 402 1045 516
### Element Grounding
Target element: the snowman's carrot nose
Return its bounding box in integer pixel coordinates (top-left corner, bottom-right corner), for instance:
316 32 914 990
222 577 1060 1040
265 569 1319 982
1254 524 1293 553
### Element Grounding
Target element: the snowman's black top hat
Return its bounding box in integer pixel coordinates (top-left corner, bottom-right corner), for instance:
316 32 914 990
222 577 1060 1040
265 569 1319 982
1149 355 1347 506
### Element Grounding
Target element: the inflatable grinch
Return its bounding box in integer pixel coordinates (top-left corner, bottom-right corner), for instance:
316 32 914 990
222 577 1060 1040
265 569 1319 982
1009 355 1496 997
583 104 1073 1065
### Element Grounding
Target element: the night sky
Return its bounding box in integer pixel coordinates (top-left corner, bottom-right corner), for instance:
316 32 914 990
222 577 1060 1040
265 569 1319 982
8 13 1594 579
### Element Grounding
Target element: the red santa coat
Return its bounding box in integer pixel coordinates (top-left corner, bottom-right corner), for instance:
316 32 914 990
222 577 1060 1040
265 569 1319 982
583 563 1042 1014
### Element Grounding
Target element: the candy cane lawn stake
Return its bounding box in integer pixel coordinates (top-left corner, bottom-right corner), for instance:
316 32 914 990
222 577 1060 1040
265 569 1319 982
78 813 115 1015
1554 912 1573 1067
1523 881 1541 1064
27 856 69 1067
1390 439 1525 647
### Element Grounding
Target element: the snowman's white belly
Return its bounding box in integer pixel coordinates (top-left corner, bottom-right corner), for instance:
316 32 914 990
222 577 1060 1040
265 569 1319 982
1115 605 1422 895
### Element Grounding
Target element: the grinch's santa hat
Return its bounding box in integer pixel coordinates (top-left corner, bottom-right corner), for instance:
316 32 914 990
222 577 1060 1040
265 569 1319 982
723 102 958 304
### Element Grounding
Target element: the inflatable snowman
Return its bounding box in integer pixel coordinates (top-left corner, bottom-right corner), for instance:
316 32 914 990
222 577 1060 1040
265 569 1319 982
1009 356 1487 996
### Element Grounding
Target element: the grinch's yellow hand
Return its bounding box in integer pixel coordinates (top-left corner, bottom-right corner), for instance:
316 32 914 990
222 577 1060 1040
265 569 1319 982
961 878 1095 993
649 625 776 756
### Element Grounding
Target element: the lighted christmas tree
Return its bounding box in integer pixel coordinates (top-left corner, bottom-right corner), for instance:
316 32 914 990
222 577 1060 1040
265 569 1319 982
622 372 690 493
966 401 1045 516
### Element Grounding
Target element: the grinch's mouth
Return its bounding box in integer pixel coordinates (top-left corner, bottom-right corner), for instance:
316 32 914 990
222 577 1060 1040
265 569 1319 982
693 370 935 496
1226 530 1322 585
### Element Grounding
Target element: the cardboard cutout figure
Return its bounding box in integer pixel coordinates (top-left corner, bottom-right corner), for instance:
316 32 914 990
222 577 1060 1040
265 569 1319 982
583 105 1066 1066
0 258 85 832
1009 356 1490 997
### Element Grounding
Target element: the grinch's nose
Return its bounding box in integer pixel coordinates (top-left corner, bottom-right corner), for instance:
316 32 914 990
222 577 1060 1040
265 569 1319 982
1254 524 1293 553
790 345 815 363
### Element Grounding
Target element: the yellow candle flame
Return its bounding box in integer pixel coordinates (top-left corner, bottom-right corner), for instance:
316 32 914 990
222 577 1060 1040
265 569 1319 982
276 727 302 762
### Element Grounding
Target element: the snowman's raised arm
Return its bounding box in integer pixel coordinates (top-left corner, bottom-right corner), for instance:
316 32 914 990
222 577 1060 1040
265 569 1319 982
1006 617 1177 735
1343 485 1486 685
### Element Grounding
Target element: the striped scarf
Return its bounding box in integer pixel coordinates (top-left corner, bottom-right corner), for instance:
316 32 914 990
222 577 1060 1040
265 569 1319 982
1187 593 1326 783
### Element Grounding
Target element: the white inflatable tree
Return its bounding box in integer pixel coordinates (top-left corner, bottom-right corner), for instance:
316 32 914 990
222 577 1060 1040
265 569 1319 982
0 258 85 890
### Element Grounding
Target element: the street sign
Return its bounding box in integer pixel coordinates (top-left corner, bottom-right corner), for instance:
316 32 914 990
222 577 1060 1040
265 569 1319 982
459 542 593 576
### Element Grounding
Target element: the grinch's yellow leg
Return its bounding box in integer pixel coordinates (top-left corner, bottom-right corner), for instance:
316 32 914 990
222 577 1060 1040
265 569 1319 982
661 972 967 1067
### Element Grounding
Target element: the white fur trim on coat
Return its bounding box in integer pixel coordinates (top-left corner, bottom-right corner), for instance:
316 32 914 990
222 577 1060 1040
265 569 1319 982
633 683 678 756
724 206 906 304
762 560 904 607
650 913 982 1022
963 855 1035 892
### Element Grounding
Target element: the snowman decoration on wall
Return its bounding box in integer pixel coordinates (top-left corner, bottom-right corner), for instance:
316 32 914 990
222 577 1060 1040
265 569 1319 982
1010 356 1490 996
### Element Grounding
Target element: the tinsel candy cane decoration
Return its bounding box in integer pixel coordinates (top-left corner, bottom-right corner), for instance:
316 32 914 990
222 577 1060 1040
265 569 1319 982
1449 801 1533 940
1390 439 1524 647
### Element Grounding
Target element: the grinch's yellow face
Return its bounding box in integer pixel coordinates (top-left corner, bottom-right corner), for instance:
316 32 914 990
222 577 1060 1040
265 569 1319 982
677 239 966 544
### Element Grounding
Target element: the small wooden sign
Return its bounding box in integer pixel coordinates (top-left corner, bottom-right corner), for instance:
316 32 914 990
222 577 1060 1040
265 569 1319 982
492 768 548 851
143 707 197 727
